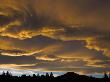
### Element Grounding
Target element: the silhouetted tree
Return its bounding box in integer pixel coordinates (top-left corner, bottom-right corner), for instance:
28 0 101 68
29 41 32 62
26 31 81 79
103 72 108 79
1 71 5 76
46 73 49 77
6 71 12 76
50 72 54 77
33 74 36 77
37 73 40 77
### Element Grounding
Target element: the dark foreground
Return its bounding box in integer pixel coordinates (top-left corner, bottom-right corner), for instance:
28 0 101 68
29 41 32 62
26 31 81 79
0 71 110 82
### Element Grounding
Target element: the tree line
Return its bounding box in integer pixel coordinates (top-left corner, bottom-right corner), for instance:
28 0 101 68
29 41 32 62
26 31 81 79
0 71 110 82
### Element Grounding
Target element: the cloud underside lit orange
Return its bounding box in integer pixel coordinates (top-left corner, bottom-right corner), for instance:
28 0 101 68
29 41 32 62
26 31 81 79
0 0 110 74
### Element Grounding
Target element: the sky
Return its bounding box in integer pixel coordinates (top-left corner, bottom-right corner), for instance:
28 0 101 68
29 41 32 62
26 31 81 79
0 0 110 76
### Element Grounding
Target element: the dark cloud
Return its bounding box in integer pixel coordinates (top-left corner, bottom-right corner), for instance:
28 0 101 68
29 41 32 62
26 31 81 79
0 35 61 53
0 55 42 64
18 59 88 71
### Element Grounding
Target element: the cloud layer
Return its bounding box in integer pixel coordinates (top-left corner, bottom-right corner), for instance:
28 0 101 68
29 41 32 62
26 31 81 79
0 0 110 74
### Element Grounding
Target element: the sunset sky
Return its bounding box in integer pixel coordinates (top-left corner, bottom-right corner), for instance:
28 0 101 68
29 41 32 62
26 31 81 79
0 0 110 76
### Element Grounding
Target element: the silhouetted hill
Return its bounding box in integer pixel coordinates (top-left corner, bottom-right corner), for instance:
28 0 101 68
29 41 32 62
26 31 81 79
56 72 95 82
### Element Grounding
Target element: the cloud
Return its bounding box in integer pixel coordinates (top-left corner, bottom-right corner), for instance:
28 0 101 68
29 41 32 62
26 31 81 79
0 35 61 56
0 55 42 64
0 0 110 74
